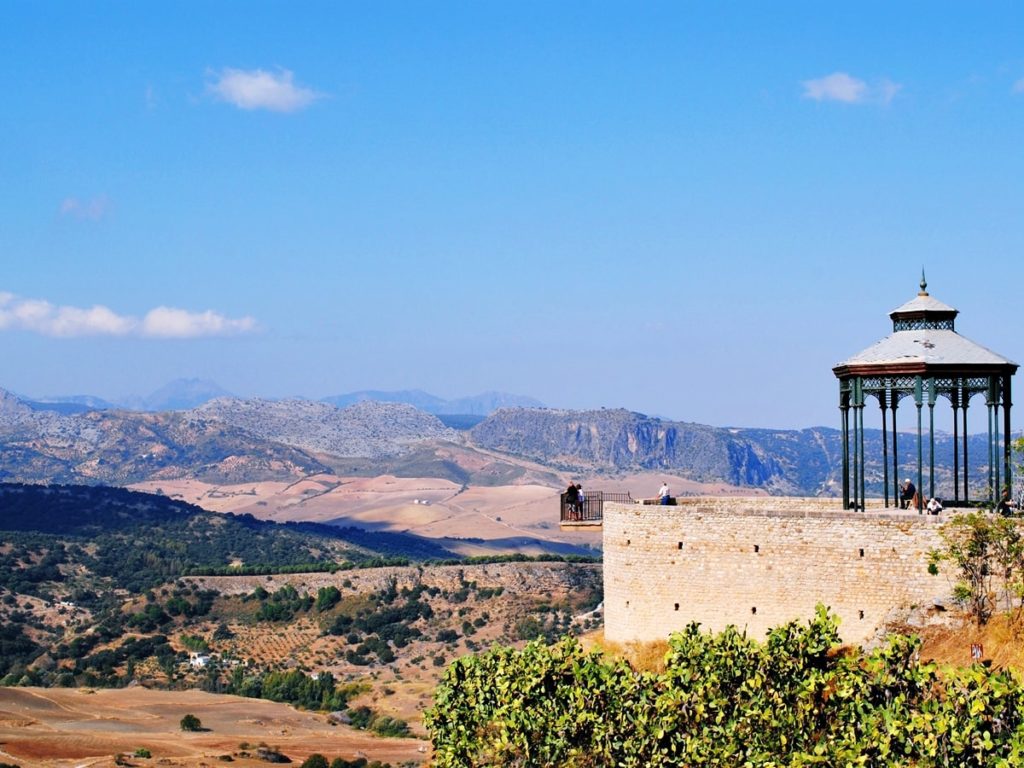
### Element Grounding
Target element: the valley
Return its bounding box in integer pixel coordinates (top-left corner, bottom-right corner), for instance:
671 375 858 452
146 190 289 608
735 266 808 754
0 686 426 767
0 484 604 766
0 384 1014 768
128 470 760 557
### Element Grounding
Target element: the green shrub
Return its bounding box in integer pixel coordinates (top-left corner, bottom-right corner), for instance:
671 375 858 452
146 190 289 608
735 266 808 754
371 715 410 738
427 605 1024 767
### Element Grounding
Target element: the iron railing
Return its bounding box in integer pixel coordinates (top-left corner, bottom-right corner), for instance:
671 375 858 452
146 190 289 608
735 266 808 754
560 490 633 524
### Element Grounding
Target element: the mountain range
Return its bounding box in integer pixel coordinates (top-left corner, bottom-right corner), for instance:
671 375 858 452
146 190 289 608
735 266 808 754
0 386 1013 498
28 379 543 416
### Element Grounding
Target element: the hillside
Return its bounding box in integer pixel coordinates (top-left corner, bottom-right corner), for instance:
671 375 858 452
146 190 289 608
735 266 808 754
0 389 460 486
195 397 456 458
470 407 1002 497
0 687 427 767
0 483 454 591
0 390 331 485
0 481 601 766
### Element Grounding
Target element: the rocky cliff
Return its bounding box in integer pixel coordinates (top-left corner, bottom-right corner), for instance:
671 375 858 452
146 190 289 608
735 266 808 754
194 397 456 458
470 407 998 497
0 397 330 485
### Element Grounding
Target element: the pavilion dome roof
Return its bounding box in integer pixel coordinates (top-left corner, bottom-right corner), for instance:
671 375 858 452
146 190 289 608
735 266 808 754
835 328 1017 369
834 275 1018 375
888 293 958 318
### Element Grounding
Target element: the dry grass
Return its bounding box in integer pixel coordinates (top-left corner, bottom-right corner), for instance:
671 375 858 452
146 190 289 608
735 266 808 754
580 629 671 674
913 612 1024 671
0 686 428 767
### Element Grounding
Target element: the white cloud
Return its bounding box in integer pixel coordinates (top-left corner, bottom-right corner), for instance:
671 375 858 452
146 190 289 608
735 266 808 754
801 72 901 105
1013 78 1024 94
0 292 258 339
207 67 321 112
142 306 257 338
59 195 110 220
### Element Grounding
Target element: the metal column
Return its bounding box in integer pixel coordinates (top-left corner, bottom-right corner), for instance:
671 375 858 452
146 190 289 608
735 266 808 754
852 379 861 510
952 384 959 504
928 378 936 501
858 380 866 511
881 389 890 508
963 401 970 505
987 378 995 505
915 376 924 513
892 398 899 505
840 384 850 510
1004 374 1014 493
994 385 1001 502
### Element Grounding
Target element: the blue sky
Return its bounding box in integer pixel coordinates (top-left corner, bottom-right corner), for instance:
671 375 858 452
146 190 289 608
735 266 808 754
2 3 1023 429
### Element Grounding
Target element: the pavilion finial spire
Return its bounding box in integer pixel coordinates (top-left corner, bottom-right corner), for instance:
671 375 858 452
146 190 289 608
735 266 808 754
919 268 928 296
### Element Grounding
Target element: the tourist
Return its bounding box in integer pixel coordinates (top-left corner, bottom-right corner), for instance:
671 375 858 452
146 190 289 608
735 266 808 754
899 478 917 510
658 481 670 506
997 488 1013 517
576 483 585 517
926 497 942 515
564 482 580 519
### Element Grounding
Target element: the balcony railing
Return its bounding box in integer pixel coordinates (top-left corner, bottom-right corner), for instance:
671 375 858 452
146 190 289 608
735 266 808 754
560 490 633 524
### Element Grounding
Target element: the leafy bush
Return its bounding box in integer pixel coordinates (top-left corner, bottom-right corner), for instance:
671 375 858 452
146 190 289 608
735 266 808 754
427 605 1024 767
344 706 411 739
179 634 210 652
230 669 356 712
315 586 341 613
179 713 202 732
370 715 410 738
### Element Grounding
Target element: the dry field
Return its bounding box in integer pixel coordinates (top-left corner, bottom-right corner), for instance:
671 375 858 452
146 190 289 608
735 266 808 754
130 470 756 556
0 686 428 768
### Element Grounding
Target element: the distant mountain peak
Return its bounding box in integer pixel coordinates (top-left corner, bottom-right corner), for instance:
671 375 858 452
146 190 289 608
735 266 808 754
136 378 233 411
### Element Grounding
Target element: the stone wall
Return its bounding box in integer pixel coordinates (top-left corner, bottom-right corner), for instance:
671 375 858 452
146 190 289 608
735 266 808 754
603 498 951 645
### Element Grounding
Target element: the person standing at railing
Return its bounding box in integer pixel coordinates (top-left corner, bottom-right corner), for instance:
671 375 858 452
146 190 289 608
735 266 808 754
564 482 580 519
576 483 585 517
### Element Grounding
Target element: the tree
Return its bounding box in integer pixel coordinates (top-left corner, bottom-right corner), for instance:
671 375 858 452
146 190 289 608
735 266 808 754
928 512 1024 625
300 755 329 768
426 606 1024 767
179 713 202 732
315 586 341 612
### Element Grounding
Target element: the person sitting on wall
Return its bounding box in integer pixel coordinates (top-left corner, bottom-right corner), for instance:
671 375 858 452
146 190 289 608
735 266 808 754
900 478 917 510
926 497 943 515
997 487 1013 517
658 481 671 506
